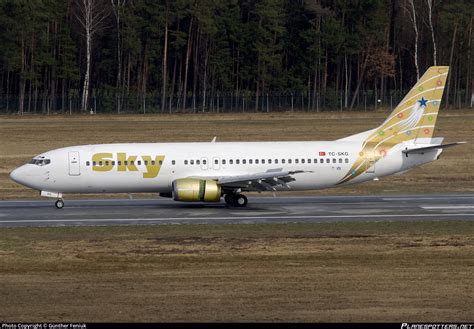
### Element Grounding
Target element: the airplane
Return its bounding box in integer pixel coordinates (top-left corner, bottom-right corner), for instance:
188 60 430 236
10 66 466 209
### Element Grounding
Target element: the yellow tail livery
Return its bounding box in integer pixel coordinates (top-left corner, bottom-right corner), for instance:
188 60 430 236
338 66 451 184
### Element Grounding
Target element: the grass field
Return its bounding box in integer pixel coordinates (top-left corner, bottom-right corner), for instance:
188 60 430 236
0 110 473 322
0 222 473 322
0 108 473 199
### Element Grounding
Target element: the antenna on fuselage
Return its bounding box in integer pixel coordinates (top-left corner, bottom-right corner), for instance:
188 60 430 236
211 136 217 143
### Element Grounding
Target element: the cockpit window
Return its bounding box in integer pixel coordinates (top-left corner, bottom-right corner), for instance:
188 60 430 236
29 158 51 166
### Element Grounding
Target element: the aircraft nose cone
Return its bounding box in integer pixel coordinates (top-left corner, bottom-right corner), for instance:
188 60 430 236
10 167 21 183
9 165 29 186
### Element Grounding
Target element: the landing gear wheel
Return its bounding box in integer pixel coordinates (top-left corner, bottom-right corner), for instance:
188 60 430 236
224 194 235 205
55 199 64 209
234 194 248 207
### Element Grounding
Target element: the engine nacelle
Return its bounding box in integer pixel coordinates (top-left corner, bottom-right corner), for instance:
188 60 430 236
172 178 221 202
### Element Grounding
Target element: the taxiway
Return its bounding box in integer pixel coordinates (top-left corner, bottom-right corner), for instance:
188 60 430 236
0 194 473 227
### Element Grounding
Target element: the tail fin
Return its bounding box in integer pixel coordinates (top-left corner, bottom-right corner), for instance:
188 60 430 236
376 66 449 144
337 66 449 185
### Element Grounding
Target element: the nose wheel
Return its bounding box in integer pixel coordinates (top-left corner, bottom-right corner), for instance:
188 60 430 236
224 193 248 207
55 199 64 209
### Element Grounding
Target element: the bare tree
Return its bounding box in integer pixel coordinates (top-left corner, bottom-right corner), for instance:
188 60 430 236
405 0 420 80
75 0 110 112
162 1 169 112
445 22 458 108
426 0 437 65
111 0 126 113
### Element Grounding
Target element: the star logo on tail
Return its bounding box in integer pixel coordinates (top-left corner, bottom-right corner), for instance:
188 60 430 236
418 97 428 107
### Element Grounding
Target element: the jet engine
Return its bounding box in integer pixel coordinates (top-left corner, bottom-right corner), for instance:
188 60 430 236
172 178 221 202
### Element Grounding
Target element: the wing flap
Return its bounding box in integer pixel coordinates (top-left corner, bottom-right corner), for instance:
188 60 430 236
191 169 308 191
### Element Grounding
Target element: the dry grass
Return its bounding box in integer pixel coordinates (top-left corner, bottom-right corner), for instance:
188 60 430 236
0 109 473 199
0 222 473 322
0 112 473 322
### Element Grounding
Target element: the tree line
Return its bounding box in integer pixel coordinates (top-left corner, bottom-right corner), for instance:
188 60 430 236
0 0 472 114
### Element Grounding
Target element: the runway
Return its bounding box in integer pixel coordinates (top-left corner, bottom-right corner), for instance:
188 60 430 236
0 194 473 227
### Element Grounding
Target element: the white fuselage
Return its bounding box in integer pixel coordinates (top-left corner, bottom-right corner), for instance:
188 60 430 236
10 140 440 195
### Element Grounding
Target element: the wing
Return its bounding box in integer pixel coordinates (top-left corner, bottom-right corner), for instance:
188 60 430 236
190 169 309 192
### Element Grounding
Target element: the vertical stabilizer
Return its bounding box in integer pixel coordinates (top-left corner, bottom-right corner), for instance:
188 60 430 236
379 66 449 143
337 66 449 184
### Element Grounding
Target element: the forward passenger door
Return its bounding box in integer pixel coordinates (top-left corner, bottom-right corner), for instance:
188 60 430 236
68 151 81 176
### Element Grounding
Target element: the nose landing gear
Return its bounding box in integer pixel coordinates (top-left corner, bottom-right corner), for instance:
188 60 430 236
40 191 64 209
55 199 64 209
224 193 248 207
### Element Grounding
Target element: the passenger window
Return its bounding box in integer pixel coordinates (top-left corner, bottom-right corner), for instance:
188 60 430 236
262 159 266 164
137 161 141 166
124 161 128 165
184 160 188 165
275 159 278 164
99 161 103 166
268 159 272 164
130 160 135 165
86 161 90 166
118 161 122 165
302 159 305 164
339 158 342 163
196 160 200 165
314 159 317 163
255 159 259 164
159 160 163 165
112 161 116 166
282 159 285 164
222 159 226 165
288 159 292 164
249 159 253 164
230 159 234 165
295 159 299 164
190 160 194 165
93 161 96 166
152 160 156 165
172 160 176 165
326 158 330 163
214 159 218 165
105 161 109 166
332 158 336 163
203 160 206 165
243 159 246 164
236 159 240 165
345 158 349 163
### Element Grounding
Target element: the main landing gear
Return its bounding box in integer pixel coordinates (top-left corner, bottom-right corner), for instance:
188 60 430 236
224 193 248 207
55 199 64 209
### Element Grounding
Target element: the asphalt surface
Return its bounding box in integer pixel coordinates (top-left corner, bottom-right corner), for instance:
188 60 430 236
0 194 473 227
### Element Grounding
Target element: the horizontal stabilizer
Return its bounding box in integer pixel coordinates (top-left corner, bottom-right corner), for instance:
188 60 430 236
402 142 467 154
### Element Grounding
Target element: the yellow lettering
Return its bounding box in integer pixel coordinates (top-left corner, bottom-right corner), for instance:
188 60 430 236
92 153 113 172
117 153 138 172
92 152 164 177
142 155 165 178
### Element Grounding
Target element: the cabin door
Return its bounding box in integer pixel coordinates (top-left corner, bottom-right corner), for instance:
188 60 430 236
68 151 81 176
365 155 376 174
